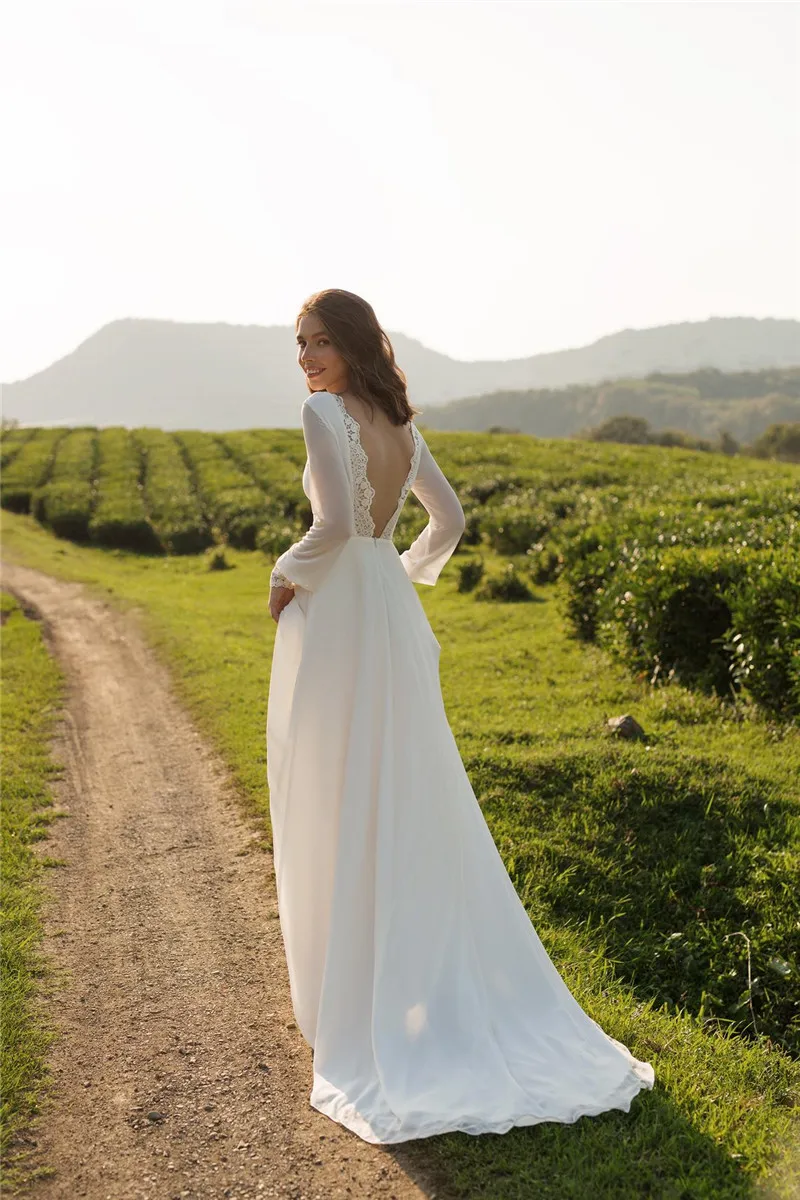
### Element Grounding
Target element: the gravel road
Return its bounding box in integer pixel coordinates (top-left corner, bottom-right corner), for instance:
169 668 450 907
1 560 437 1200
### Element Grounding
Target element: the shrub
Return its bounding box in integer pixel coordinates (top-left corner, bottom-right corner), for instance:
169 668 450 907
31 427 97 539
33 480 95 541
255 519 308 557
589 544 800 718
457 557 485 593
0 427 35 471
90 427 160 552
483 506 551 555
557 520 621 640
175 432 272 550
217 430 307 519
475 563 534 602
723 547 800 717
463 475 524 504
558 479 800 717
134 429 211 555
525 542 564 585
596 546 753 695
205 545 233 571
1 429 68 513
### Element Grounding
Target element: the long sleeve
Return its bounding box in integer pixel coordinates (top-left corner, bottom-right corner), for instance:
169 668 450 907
270 401 352 592
399 433 466 586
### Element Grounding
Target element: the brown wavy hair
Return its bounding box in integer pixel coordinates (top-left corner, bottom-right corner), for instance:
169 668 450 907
296 289 420 425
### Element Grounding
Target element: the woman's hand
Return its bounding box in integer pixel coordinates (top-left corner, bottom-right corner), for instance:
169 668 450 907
269 583 296 623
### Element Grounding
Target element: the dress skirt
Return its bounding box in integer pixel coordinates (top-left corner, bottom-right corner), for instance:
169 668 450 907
266 534 654 1144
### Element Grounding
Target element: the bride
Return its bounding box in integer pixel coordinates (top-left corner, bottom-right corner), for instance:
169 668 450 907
266 289 654 1145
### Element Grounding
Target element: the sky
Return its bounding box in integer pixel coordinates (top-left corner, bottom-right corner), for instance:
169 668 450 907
1 0 798 383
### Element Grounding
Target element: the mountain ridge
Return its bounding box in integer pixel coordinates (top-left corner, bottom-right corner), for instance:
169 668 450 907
2 315 798 431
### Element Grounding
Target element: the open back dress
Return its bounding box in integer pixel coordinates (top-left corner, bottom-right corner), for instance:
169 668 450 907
266 388 654 1144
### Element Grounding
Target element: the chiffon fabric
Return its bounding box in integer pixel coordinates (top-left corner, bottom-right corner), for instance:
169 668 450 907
266 389 654 1144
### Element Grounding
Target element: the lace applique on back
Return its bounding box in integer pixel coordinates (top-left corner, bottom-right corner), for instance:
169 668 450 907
333 392 421 541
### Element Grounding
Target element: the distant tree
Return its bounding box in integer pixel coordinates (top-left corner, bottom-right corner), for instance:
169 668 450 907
716 428 740 456
658 431 713 452
577 416 718 453
748 422 800 463
586 414 652 444
651 428 693 448
1 414 20 431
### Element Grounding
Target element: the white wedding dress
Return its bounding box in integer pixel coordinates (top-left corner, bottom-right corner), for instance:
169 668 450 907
266 389 654 1144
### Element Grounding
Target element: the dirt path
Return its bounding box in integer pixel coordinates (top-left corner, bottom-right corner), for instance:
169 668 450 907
1 561 436 1200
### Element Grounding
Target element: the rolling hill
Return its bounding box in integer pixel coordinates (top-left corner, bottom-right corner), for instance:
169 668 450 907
1 315 798 432
422 365 800 443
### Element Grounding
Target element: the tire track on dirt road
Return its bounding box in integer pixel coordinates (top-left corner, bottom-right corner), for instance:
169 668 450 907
1 560 436 1200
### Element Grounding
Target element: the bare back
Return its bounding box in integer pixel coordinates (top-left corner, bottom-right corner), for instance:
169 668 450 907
338 393 417 539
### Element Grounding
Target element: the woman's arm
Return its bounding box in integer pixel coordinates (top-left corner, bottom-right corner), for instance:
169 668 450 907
399 433 466 586
270 401 352 593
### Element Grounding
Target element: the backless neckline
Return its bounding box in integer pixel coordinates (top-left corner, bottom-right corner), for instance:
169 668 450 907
330 390 420 540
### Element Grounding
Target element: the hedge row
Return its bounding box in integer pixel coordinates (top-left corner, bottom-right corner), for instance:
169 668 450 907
90 427 160 552
447 466 799 719
132 429 211 555
217 430 307 521
0 429 69 513
725 550 800 713
561 532 799 718
0 427 36 471
31 427 97 540
3 428 796 720
174 432 272 550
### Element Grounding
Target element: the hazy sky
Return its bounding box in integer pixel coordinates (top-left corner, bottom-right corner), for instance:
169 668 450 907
2 0 798 382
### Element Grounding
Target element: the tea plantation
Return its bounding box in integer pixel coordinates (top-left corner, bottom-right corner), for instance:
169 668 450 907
3 423 797 720
1 421 799 1197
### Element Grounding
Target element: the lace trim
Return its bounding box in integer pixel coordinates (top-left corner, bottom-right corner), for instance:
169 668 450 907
270 567 294 589
341 403 376 538
333 392 420 540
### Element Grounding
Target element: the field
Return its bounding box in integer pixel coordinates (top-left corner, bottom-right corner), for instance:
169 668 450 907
1 424 798 1197
0 591 65 1192
3 422 798 717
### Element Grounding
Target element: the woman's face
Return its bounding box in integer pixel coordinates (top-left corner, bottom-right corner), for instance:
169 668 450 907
296 313 349 394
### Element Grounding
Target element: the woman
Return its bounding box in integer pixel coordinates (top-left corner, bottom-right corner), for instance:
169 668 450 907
266 289 654 1145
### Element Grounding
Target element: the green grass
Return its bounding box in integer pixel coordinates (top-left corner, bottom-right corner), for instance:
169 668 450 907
1 507 798 1198
0 590 66 1193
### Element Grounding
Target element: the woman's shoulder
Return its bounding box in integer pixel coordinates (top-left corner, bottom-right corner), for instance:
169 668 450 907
301 390 341 429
